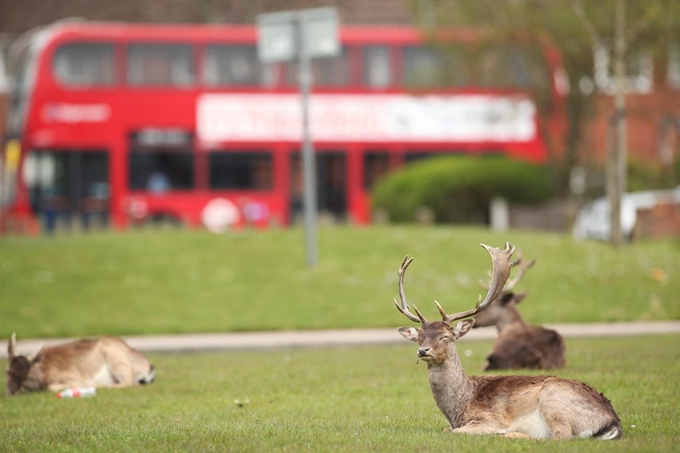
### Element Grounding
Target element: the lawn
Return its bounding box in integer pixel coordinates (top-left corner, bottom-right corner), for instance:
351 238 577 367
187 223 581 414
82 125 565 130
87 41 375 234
0 226 678 339
1 335 678 452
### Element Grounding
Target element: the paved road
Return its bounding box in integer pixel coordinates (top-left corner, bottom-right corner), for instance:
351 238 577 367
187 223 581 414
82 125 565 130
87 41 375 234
4 321 680 358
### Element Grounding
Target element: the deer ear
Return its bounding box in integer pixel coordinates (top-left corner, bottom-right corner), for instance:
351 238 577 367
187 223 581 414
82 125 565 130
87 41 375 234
514 292 529 304
398 327 420 343
500 293 515 305
453 319 475 339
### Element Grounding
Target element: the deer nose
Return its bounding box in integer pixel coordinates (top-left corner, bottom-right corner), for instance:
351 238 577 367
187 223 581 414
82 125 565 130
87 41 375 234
417 347 430 357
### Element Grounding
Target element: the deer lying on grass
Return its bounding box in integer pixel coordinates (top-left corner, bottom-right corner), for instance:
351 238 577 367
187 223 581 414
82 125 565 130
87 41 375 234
6 334 155 395
473 251 566 370
394 243 621 440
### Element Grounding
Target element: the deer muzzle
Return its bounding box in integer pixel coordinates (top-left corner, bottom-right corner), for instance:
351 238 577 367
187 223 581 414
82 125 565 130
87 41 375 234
417 347 431 357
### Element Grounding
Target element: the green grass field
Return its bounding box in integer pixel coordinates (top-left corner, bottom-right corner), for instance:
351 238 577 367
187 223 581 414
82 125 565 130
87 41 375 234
0 226 678 339
1 335 678 452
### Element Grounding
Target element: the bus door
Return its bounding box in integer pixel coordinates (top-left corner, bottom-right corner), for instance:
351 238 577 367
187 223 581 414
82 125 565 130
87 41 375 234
289 150 347 225
25 150 109 233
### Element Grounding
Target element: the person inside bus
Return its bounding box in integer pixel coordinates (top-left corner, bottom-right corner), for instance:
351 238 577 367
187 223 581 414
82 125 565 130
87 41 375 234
147 171 170 194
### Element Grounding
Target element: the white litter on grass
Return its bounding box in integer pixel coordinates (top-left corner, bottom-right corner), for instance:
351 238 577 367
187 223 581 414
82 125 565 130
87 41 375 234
464 349 473 357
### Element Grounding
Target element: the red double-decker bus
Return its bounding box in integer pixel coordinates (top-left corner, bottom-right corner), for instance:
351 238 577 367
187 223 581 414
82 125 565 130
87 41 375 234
1 20 567 233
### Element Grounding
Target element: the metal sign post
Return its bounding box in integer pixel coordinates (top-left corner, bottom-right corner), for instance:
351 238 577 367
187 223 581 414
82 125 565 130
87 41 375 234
296 15 318 268
257 7 339 268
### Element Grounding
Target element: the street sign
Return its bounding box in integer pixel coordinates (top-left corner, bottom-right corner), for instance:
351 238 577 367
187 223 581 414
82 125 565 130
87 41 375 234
257 7 340 63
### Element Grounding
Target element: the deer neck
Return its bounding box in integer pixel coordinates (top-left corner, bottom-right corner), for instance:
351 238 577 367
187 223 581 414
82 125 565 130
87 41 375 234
496 305 527 333
426 344 476 428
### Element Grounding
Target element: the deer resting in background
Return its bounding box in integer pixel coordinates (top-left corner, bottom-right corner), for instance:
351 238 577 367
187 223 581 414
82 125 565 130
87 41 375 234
473 251 566 370
394 243 621 440
6 334 155 395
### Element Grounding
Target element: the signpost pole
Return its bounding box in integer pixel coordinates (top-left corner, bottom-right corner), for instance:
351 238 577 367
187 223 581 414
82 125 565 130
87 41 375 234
257 7 338 268
296 13 318 268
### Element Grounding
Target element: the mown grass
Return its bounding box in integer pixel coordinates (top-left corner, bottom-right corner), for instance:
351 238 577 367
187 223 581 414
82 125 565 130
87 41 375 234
1 335 678 452
0 226 678 339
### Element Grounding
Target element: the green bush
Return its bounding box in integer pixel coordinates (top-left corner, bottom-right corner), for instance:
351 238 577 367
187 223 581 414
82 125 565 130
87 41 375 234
628 158 663 192
371 156 554 224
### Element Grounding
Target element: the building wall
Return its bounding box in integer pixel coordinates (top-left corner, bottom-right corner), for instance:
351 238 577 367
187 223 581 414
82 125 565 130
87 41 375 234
580 88 680 166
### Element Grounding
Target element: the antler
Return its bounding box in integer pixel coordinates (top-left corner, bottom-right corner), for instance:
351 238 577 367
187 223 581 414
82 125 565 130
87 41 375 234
504 249 536 292
437 243 516 324
28 343 44 361
393 255 427 324
8 332 16 358
478 248 535 292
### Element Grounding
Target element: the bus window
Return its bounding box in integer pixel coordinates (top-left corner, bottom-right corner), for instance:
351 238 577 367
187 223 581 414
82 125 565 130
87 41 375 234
403 46 443 87
476 43 549 94
286 47 348 86
364 46 390 88
23 150 109 231
204 45 272 86
209 152 272 190
127 44 194 86
289 152 347 223
363 152 390 189
53 43 115 86
129 152 193 191
402 45 468 88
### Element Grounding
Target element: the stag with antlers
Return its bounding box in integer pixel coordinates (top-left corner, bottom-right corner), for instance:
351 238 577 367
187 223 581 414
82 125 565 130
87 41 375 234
393 243 621 440
473 251 566 370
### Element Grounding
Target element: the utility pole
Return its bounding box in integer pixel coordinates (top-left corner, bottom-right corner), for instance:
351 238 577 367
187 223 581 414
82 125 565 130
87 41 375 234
610 0 627 246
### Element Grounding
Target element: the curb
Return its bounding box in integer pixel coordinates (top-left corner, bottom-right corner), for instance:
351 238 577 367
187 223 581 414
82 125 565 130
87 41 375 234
4 321 680 358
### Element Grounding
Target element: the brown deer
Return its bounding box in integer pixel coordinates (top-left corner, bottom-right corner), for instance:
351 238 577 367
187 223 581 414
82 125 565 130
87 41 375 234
394 243 621 440
6 333 155 395
473 251 566 370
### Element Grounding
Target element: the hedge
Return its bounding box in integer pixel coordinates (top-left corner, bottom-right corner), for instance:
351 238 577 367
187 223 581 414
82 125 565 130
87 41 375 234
371 156 555 224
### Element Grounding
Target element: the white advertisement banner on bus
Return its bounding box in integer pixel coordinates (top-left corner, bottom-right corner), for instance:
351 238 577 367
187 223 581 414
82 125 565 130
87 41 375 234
197 93 536 144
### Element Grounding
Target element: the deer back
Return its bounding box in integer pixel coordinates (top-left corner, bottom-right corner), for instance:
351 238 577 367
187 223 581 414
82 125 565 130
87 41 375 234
486 324 566 370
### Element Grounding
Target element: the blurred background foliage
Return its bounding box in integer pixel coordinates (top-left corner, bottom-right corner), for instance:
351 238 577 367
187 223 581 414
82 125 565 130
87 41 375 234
371 157 554 223
407 0 680 194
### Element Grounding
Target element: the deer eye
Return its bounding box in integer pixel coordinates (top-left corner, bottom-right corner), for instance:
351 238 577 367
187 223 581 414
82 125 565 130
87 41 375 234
439 336 450 342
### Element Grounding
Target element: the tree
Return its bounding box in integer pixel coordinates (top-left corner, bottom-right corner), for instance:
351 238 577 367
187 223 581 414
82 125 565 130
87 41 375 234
411 0 679 246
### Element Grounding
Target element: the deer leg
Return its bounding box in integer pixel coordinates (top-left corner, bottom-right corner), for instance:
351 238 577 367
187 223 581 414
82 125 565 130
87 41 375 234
537 385 576 439
449 422 502 436
106 360 139 387
538 410 573 440
503 432 534 439
48 382 84 392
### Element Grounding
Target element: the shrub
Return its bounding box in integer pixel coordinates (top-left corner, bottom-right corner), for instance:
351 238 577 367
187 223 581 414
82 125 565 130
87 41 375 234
371 156 554 224
627 158 664 192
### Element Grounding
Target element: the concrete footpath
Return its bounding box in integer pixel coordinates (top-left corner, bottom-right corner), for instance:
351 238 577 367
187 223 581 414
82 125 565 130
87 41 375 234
4 321 680 358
